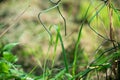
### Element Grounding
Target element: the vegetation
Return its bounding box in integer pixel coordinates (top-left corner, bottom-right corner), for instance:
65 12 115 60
0 0 120 80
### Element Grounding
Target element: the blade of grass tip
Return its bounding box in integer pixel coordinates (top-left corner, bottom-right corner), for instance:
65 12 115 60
54 25 69 73
72 3 91 76
3 42 19 52
48 25 59 67
52 28 59 67
48 25 55 45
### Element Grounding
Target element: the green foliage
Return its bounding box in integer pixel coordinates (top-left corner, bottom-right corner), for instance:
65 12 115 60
1 0 120 80
55 25 69 73
0 43 34 80
0 61 9 73
3 43 19 52
37 0 120 79
3 52 18 63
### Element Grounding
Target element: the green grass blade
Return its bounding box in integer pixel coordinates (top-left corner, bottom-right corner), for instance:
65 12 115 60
72 3 91 76
88 4 106 23
52 28 59 67
92 50 120 66
3 43 19 52
71 68 93 80
54 25 69 73
50 69 66 80
111 4 120 21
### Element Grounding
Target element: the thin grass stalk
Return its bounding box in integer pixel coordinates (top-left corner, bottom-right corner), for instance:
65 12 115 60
71 68 93 80
88 3 106 23
89 45 119 66
43 43 52 79
108 0 116 49
0 5 30 38
111 4 120 21
72 3 91 76
52 31 59 67
108 0 119 79
25 65 38 79
56 26 69 73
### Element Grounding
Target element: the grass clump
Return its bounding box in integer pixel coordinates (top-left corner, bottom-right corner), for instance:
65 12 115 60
0 0 120 80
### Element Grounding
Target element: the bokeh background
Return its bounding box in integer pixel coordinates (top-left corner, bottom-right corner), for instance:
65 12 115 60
0 0 120 79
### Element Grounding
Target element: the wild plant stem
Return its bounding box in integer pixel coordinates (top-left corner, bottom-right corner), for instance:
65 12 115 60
72 3 91 76
109 0 115 49
56 27 69 73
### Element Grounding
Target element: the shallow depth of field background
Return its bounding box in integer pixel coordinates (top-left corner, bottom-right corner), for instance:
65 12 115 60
0 0 120 79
